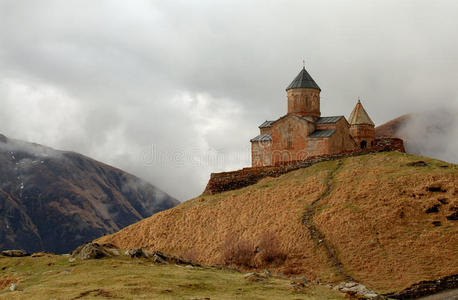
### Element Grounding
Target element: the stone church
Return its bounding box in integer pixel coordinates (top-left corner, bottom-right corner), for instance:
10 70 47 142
251 67 375 167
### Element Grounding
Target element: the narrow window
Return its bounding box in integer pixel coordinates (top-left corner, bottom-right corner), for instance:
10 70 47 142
287 137 293 149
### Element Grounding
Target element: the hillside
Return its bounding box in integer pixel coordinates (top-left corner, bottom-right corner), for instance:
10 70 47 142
375 114 410 138
97 152 458 294
0 133 179 254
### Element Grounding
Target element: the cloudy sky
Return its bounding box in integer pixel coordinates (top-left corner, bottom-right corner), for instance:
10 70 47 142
1 0 457 200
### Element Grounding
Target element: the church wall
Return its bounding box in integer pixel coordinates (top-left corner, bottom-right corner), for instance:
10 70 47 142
327 119 358 154
251 141 272 167
350 124 375 149
252 117 359 166
269 115 315 165
304 138 331 157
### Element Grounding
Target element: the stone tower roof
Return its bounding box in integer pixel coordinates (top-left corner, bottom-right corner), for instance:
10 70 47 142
348 100 375 126
286 67 321 91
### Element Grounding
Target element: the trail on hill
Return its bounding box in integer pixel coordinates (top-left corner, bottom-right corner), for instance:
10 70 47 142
301 159 355 281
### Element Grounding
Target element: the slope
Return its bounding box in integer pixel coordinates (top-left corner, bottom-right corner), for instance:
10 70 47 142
97 152 458 293
0 133 179 254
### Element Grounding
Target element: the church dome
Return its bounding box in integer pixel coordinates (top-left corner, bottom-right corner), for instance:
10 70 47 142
286 67 321 91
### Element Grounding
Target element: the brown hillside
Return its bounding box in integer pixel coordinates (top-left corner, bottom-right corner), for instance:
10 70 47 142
97 152 458 294
375 114 410 138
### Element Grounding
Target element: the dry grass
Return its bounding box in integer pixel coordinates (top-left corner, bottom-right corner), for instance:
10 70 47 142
0 275 19 290
97 152 458 294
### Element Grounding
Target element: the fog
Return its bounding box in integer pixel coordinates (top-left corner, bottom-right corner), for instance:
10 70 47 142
399 109 458 164
1 0 457 200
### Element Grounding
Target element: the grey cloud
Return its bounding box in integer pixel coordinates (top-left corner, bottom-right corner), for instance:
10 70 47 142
1 0 457 200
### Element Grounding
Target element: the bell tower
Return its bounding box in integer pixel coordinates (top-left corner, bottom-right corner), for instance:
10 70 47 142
286 66 321 121
348 99 375 149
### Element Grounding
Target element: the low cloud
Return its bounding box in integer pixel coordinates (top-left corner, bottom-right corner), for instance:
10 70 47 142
1 0 458 200
0 135 63 159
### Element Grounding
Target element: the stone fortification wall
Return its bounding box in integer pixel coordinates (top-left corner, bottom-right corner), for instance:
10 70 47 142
204 137 404 195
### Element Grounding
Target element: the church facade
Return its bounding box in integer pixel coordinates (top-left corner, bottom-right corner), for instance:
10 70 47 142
251 67 375 167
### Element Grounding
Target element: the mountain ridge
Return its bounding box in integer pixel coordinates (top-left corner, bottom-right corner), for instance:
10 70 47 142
0 133 179 254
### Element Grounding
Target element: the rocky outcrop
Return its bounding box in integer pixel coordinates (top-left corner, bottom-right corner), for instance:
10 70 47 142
0 250 28 257
71 243 199 267
384 274 458 299
72 243 112 260
334 281 381 299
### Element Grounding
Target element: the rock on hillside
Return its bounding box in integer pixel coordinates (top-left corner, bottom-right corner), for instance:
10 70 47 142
97 152 458 294
0 133 179 254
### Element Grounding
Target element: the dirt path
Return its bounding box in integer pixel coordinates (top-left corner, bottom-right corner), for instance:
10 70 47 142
301 159 355 281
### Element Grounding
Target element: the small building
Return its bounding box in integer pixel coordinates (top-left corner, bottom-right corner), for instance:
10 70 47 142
250 67 375 167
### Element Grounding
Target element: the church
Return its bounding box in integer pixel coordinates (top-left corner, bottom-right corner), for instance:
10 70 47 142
251 66 375 167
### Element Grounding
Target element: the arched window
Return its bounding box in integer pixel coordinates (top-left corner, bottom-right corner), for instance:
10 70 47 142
360 140 367 149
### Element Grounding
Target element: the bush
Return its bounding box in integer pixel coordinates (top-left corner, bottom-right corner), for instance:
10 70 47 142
222 232 287 268
222 235 255 267
255 231 287 267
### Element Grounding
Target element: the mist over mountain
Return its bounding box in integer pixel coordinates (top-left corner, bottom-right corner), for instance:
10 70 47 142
0 133 179 254
375 109 458 164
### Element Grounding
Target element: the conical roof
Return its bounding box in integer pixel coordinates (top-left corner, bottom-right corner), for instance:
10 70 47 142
286 67 321 91
348 100 374 126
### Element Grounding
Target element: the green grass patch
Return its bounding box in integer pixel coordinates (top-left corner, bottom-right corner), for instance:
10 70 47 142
0 255 345 300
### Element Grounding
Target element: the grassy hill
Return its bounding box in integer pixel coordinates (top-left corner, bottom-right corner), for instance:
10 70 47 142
97 152 458 294
0 254 344 299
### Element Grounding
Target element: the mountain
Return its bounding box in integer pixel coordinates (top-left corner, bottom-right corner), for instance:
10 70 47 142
0 133 179 254
97 152 457 294
375 110 457 164
375 114 410 138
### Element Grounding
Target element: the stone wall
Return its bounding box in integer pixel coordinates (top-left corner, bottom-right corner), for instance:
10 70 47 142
373 136 405 152
205 137 404 195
